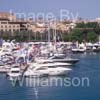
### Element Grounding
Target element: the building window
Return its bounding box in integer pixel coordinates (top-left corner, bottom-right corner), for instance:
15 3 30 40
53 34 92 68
9 26 11 28
17 29 19 31
5 25 7 28
5 29 7 31
1 22 7 24
1 26 3 28
9 29 11 32
13 29 15 31
1 29 3 31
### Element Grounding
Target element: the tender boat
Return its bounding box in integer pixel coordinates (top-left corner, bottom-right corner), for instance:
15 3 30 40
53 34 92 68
72 48 86 53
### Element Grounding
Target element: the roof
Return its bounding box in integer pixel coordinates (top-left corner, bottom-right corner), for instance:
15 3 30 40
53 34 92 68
0 12 15 20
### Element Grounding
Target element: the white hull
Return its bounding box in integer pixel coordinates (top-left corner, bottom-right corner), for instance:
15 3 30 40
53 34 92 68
24 67 72 77
7 65 22 80
72 48 86 53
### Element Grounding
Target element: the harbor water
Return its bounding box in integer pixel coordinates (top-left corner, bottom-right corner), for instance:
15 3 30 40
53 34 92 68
0 53 100 100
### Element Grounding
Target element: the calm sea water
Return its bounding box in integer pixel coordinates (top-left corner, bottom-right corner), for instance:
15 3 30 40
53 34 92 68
0 53 100 100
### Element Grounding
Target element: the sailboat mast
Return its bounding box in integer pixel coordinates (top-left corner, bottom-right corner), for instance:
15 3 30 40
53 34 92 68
48 21 50 43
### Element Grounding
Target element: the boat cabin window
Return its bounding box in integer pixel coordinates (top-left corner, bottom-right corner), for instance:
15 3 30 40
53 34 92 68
13 66 19 68
11 71 20 73
37 67 47 70
52 56 63 59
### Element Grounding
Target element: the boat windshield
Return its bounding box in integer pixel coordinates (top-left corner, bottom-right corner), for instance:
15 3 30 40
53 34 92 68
11 71 20 73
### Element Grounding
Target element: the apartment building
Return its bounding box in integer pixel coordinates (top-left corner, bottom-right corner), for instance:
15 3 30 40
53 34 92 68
0 12 76 35
0 12 28 33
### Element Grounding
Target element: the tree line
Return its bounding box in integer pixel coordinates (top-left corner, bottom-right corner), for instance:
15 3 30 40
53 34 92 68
0 22 100 42
0 29 63 42
63 22 100 43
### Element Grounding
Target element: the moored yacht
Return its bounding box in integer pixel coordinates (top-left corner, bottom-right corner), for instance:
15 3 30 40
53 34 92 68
35 57 72 66
7 64 22 80
72 48 86 53
24 56 72 77
72 43 86 53
48 55 79 65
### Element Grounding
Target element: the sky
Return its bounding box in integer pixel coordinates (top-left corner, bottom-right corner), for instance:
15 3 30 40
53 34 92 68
0 0 99 19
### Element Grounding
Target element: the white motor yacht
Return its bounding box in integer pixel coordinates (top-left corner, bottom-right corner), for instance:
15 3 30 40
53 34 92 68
48 56 79 65
24 58 72 77
7 64 22 80
36 55 79 65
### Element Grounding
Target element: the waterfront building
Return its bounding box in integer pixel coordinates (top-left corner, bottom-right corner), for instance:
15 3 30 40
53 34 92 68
0 12 28 33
